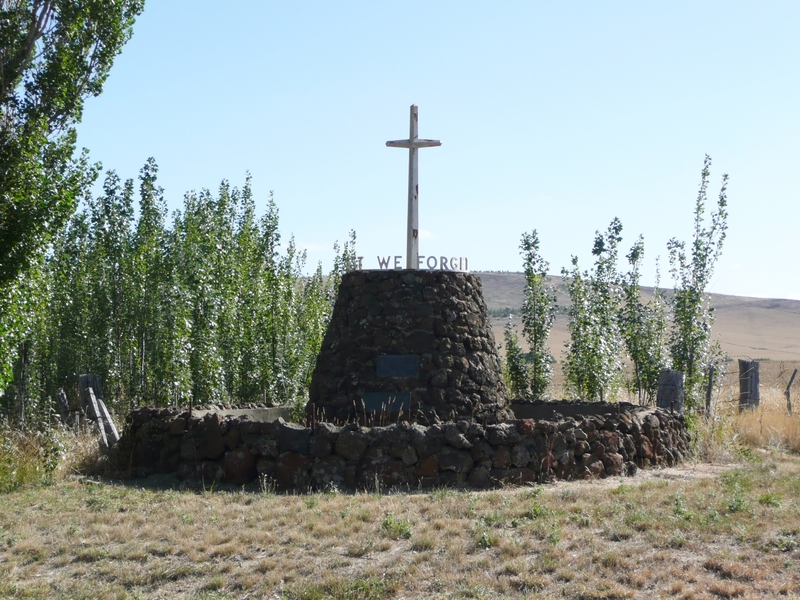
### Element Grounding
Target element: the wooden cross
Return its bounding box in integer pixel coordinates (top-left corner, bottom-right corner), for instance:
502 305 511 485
386 104 441 269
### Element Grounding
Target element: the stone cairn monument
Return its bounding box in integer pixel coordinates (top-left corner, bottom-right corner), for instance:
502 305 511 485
308 269 513 425
308 105 511 425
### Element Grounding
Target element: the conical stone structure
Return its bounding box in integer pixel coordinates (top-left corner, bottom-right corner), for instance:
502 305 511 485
308 270 513 424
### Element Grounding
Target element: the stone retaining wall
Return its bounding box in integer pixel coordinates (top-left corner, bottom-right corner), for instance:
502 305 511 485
115 404 691 490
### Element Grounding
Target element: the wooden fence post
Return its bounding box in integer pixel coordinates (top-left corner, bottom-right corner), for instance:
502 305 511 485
786 368 798 415
78 374 119 451
86 387 109 450
705 365 715 418
738 359 760 411
657 369 685 413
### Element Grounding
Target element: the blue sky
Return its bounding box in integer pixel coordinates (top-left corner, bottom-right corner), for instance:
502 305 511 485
75 1 800 300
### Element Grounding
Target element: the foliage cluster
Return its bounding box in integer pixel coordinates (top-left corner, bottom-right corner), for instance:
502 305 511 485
0 0 145 388
561 218 625 402
667 155 729 400
1 160 356 422
505 156 728 406
618 239 670 404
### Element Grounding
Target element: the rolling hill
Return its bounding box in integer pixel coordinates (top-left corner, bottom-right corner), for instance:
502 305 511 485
475 272 800 362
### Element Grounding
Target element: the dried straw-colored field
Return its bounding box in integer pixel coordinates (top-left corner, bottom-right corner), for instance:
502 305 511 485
479 272 800 365
3 386 800 599
2 453 800 598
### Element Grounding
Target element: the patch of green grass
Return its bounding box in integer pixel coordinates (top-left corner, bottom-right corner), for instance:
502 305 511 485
381 512 412 539
428 487 454 502
771 533 798 552
347 540 374 557
719 468 754 492
479 510 510 527
673 489 693 521
475 529 499 550
75 546 109 563
410 534 435 551
727 485 749 514
202 575 225 591
758 492 781 507
527 502 547 520
667 530 689 549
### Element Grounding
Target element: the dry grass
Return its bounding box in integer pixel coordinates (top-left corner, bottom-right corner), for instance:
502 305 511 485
2 437 800 598
720 362 800 454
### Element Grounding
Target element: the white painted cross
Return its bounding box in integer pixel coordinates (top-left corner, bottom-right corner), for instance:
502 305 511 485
386 104 441 269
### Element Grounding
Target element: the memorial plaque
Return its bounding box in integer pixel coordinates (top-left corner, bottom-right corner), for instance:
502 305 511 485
361 392 411 412
376 354 419 378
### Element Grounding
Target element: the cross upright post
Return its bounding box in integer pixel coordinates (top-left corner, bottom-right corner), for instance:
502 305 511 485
386 105 441 269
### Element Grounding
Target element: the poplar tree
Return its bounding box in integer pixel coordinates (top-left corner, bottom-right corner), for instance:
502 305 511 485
618 238 669 404
562 218 623 402
667 155 728 405
519 230 556 399
0 0 144 393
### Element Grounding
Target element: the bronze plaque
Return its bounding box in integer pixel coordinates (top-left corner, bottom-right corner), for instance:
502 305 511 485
376 354 419 378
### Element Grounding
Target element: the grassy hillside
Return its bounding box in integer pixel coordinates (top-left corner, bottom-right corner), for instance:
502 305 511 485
476 272 800 363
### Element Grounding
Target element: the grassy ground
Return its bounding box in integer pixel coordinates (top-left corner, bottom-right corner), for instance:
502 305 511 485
3 375 800 599
2 451 799 598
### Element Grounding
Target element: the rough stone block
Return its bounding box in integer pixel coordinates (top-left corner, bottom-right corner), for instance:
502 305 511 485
415 455 438 478
485 423 521 445
492 446 511 468
510 443 531 468
224 448 257 485
506 467 537 484
443 423 472 449
336 429 370 461
311 455 347 490
255 438 279 458
603 452 624 476
275 452 310 490
410 424 442 458
468 466 490 488
279 421 311 455
439 448 473 473
256 457 276 479
599 430 620 453
360 457 408 489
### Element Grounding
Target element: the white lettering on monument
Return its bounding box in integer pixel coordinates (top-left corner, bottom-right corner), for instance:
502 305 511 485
375 255 470 272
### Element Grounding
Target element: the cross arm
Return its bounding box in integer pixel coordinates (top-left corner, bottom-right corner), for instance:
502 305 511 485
386 139 442 149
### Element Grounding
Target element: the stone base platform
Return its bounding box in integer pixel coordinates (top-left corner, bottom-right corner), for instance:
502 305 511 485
115 403 691 491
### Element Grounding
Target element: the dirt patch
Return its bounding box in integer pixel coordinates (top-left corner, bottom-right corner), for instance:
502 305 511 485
546 460 735 494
